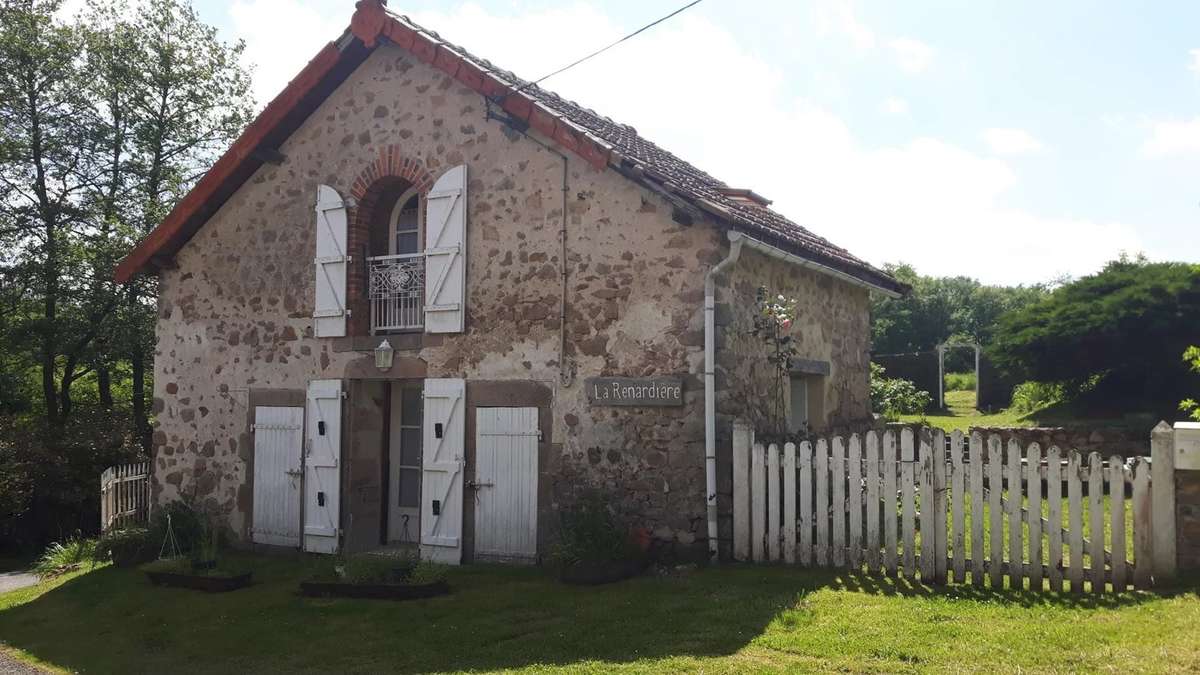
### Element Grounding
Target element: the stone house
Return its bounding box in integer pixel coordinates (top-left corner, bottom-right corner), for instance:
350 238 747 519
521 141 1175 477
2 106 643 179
115 0 905 564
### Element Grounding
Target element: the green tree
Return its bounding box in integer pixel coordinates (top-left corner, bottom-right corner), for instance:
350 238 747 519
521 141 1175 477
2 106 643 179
0 0 251 549
988 258 1200 416
870 263 1047 369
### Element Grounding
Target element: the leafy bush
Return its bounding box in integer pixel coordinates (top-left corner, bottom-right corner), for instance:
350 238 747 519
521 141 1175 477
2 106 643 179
944 372 976 392
1182 346 1200 422
96 528 151 568
1009 380 1065 414
548 492 641 568
148 500 204 556
870 363 932 418
33 537 97 578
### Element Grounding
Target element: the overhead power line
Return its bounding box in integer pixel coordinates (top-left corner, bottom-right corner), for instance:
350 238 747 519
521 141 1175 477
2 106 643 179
509 0 706 96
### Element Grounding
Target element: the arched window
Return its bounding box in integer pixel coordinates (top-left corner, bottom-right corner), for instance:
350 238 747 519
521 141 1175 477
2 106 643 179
389 189 423 255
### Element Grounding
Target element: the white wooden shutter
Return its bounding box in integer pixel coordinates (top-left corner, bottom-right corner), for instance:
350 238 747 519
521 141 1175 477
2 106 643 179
420 377 465 564
424 165 467 333
252 406 304 547
304 379 342 554
313 185 349 338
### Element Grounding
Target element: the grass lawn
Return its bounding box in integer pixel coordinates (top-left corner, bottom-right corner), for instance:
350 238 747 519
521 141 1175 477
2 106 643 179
1 554 1198 673
898 390 1160 435
898 390 1032 433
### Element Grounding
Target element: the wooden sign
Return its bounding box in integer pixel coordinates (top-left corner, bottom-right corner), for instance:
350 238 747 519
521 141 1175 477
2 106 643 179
586 377 683 407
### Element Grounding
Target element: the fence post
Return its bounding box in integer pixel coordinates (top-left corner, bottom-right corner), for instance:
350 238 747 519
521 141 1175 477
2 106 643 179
1151 421 1177 583
732 421 752 562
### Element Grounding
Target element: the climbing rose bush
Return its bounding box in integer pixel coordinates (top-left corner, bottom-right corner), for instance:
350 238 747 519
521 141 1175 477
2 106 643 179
750 287 800 438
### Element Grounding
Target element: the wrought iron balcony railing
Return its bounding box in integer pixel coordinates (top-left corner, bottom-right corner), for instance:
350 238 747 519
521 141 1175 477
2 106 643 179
368 253 424 332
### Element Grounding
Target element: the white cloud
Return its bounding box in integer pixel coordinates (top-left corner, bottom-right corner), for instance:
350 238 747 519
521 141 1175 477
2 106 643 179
229 0 340 107
224 1 1142 285
887 37 934 74
882 97 909 115
982 128 1044 156
812 0 875 50
1190 48 1200 74
1141 117 1200 157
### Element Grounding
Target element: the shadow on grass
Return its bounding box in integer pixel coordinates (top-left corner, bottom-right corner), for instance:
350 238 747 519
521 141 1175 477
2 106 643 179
823 569 1178 609
0 555 1194 674
0 556 810 674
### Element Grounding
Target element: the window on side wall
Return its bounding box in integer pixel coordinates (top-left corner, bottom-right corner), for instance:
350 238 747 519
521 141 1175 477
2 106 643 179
789 375 809 434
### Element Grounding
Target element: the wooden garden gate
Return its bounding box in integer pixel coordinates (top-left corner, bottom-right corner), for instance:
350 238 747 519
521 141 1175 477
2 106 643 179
732 424 1173 592
100 461 150 533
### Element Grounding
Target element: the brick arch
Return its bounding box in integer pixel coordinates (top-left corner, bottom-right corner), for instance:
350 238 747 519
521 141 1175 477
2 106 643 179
346 145 437 336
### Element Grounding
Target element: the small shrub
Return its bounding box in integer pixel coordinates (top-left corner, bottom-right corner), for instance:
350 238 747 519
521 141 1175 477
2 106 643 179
192 518 220 564
944 372 976 391
1009 380 1064 414
408 561 449 585
870 363 932 418
548 491 641 568
96 528 151 568
34 537 97 578
148 500 205 556
309 553 424 585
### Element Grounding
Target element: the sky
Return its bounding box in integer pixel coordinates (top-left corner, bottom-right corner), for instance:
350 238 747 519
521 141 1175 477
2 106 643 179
156 0 1200 285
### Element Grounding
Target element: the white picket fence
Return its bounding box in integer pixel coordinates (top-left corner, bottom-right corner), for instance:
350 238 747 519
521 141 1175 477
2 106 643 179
100 461 150 533
732 425 1165 592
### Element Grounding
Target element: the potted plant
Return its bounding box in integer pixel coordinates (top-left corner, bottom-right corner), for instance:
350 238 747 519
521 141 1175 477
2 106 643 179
299 552 451 600
549 491 649 585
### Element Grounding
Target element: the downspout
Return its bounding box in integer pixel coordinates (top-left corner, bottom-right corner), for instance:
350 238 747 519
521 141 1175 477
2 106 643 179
704 231 744 561
556 151 573 386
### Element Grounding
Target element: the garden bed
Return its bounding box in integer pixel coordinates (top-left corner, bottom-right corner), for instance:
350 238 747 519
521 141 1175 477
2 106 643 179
558 559 647 586
300 554 450 601
142 558 253 593
299 579 449 600
144 569 253 593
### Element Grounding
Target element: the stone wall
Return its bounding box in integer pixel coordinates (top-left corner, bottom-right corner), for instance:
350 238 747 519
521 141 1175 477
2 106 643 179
1178 470 1200 571
963 426 1150 457
149 41 874 556
717 247 873 435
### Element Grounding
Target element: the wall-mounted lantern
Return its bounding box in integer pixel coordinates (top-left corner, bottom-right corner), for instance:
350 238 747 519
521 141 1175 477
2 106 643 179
375 339 394 371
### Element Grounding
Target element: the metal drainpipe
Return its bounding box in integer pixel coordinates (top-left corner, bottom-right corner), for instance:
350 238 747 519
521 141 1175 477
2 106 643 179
704 231 744 562
556 152 573 386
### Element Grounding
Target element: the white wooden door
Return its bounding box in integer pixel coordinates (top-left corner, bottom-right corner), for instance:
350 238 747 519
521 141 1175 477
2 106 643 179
474 407 539 562
420 378 465 564
252 406 304 547
305 380 342 554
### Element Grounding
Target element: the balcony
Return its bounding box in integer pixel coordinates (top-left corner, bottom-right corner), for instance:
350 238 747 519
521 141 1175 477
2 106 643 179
368 254 424 332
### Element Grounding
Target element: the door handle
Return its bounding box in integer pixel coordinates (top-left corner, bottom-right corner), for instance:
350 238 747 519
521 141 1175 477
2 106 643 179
285 469 302 477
